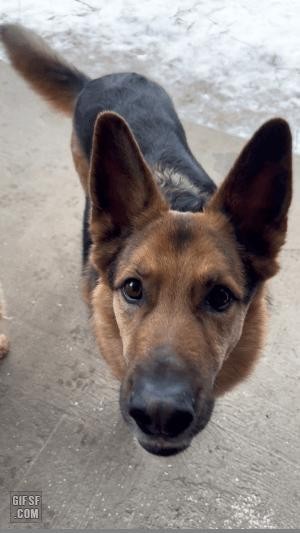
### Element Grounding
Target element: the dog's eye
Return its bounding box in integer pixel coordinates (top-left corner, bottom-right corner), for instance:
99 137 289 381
122 278 143 302
205 285 233 312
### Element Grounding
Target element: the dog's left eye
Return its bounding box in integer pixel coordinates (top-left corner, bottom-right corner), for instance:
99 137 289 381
205 285 233 312
122 278 143 303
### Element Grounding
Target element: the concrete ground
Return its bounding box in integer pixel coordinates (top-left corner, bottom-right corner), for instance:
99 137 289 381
0 60 299 529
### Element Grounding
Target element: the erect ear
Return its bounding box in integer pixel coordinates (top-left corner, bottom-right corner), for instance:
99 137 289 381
88 111 167 274
208 118 292 279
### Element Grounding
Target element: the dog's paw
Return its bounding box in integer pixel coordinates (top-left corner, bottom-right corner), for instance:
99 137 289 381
0 334 9 359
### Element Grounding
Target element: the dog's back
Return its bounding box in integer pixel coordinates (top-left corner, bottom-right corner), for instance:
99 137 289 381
74 73 215 200
0 23 216 213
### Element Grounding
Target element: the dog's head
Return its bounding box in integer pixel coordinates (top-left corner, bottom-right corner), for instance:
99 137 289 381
88 112 292 455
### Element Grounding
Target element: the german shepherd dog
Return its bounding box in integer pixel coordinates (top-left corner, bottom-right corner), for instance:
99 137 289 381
1 25 292 456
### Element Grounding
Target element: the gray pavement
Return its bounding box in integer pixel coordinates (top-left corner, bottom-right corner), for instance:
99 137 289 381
0 60 299 528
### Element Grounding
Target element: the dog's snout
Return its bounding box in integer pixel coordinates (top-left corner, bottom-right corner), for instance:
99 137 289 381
129 399 194 437
120 350 215 455
129 376 195 438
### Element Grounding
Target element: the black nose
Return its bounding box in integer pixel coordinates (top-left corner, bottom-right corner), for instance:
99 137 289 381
129 380 195 438
129 399 194 437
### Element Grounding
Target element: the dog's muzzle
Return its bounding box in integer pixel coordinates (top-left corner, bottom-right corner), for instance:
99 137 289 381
120 349 214 456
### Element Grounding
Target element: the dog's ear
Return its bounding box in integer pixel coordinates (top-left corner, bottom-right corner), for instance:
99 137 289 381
89 111 167 274
208 118 292 279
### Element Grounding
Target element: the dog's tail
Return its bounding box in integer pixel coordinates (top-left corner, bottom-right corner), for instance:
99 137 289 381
0 24 89 115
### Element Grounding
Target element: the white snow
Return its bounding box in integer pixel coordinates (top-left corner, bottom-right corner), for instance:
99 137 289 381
1 0 300 151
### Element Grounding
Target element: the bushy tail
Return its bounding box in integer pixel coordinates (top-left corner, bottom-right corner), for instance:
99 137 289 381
0 24 89 114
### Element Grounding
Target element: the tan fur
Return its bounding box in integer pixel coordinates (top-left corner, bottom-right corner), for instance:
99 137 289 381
92 281 125 380
214 285 267 395
91 208 268 394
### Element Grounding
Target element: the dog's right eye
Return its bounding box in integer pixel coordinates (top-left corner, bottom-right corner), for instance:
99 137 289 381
122 278 143 303
205 285 234 312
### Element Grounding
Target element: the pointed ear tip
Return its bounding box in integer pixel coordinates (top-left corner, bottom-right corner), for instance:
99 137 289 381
94 110 127 132
262 117 292 141
0 23 15 38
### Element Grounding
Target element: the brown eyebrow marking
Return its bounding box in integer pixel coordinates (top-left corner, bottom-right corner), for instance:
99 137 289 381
113 264 154 289
193 273 244 301
135 268 153 279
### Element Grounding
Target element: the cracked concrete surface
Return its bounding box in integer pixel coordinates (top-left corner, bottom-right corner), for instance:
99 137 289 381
0 61 299 528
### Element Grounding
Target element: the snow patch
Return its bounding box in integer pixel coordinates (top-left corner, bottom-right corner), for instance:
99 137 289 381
1 0 299 151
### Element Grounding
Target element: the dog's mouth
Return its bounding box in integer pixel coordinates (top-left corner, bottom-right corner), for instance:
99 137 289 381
137 437 189 456
126 398 215 457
